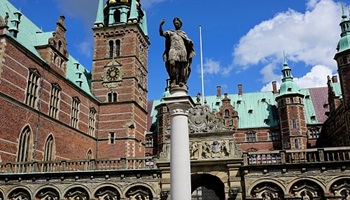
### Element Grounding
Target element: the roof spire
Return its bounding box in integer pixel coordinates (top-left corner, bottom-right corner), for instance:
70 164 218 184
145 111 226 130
341 2 347 20
281 51 292 82
94 0 104 27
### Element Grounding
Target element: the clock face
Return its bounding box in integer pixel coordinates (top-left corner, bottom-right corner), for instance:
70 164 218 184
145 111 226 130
106 67 120 81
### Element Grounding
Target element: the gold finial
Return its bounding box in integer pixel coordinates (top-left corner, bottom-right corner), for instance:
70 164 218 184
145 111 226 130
109 0 117 4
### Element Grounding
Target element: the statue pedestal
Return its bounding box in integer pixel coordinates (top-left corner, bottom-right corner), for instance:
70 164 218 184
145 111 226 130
163 86 194 200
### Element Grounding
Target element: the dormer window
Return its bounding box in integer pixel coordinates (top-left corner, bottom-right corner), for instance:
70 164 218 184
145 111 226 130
248 109 253 114
261 98 266 103
224 109 230 117
287 88 292 92
237 100 241 104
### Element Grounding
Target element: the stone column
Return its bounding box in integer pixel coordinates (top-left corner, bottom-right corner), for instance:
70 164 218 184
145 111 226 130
164 86 194 200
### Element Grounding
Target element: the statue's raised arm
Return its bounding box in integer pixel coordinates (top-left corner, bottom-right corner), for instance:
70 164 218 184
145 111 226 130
159 19 165 37
159 17 195 89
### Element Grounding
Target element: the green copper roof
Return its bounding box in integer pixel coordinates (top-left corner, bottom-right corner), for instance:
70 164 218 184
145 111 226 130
1 0 93 98
66 56 93 97
149 86 330 130
277 56 302 97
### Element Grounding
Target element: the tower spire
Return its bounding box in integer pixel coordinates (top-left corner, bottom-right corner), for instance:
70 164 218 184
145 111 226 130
94 0 104 27
128 0 138 24
281 52 292 82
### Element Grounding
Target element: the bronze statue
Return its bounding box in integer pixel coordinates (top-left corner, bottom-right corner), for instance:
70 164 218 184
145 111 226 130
159 17 195 87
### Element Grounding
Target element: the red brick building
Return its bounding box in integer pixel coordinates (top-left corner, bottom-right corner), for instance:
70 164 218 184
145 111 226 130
1 0 350 199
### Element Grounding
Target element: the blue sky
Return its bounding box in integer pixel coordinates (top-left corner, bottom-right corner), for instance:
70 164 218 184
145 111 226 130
7 0 350 100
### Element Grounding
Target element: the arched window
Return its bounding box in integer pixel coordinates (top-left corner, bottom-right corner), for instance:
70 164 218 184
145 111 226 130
44 135 54 161
17 126 31 162
108 92 118 102
115 39 121 57
109 40 114 58
87 149 93 160
113 9 121 23
224 109 230 117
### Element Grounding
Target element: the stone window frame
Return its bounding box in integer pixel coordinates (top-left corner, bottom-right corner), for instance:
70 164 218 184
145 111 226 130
70 96 80 128
107 92 118 102
108 39 121 58
245 131 257 142
25 68 41 109
49 83 61 119
17 125 31 162
88 107 96 136
109 132 115 145
44 134 54 161
268 131 281 141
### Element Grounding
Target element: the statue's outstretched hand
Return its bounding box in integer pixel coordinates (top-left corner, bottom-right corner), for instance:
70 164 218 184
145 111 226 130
160 19 165 26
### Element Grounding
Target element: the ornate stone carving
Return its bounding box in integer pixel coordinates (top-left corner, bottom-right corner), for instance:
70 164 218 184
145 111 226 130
188 103 229 133
160 139 241 161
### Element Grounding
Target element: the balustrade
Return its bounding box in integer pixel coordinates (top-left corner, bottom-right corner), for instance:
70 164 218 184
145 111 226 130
0 157 156 174
243 147 350 165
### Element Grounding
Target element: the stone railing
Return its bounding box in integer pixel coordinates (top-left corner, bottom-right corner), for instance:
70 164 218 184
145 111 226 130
0 157 156 174
243 147 350 166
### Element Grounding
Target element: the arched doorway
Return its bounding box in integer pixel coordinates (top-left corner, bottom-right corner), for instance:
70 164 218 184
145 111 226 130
191 174 225 200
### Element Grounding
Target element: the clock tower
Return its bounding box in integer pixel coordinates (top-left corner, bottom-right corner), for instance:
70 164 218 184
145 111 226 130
92 0 150 158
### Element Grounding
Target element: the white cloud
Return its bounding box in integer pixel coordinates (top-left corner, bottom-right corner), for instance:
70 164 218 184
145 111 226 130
306 0 321 9
294 65 334 89
202 59 221 74
261 65 335 92
260 62 281 83
76 41 93 58
234 0 340 69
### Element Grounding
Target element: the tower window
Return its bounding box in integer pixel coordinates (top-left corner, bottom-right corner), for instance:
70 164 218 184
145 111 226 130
58 40 62 51
109 132 115 144
116 40 121 57
294 138 299 149
109 40 114 58
113 9 121 23
107 92 118 102
292 119 298 129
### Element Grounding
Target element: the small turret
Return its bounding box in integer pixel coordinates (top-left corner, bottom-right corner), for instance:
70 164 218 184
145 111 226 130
276 54 307 150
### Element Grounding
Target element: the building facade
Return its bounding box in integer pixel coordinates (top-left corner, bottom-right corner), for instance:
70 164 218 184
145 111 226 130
0 0 350 199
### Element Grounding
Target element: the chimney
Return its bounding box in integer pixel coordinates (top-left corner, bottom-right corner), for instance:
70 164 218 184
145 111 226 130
332 75 338 83
238 84 242 95
272 81 277 94
217 86 221 97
